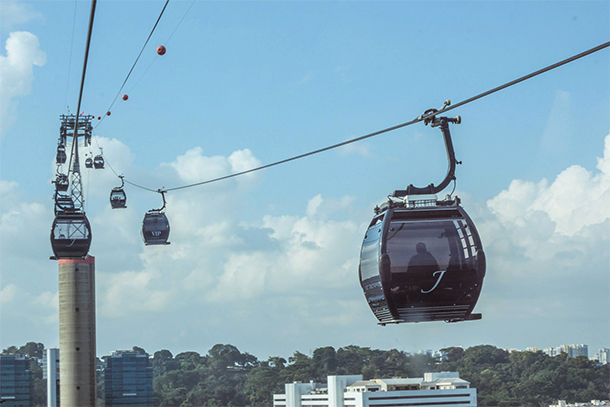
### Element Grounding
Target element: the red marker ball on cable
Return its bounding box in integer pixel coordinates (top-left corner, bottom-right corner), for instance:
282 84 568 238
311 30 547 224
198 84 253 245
97 116 101 120
157 45 166 55
106 111 111 116
122 94 128 101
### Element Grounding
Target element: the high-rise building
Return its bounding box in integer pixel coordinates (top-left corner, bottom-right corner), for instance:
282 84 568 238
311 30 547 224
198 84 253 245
43 348 60 407
542 344 588 359
592 348 609 365
104 351 153 406
0 353 32 407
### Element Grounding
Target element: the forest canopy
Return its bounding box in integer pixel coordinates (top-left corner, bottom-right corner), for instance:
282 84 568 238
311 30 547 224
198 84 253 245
3 342 609 407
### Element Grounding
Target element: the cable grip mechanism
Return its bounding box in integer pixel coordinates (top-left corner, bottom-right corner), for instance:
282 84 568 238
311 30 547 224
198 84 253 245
393 101 461 197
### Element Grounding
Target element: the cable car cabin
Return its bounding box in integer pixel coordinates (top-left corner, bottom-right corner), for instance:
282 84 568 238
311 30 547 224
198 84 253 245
85 157 93 168
56 145 67 164
54 194 75 214
110 187 127 209
93 155 104 169
359 197 485 325
54 174 69 192
50 212 92 259
142 211 170 245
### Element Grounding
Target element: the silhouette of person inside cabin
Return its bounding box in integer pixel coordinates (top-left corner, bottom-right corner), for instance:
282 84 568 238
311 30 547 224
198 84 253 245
407 242 439 274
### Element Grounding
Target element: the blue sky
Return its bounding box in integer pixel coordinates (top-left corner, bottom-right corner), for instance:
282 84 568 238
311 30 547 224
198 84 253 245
1 0 608 360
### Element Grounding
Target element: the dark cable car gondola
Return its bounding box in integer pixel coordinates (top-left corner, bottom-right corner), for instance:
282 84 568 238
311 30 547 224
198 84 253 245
110 176 127 209
50 211 92 259
56 144 67 164
359 106 485 325
54 193 75 214
53 173 69 192
142 190 170 245
93 154 104 169
85 157 93 168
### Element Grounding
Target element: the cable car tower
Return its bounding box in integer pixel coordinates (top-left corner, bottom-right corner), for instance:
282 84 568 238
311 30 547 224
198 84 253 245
51 113 97 407
51 114 93 259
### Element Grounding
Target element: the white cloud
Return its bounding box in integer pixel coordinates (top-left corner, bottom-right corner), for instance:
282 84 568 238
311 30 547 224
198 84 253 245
0 31 46 136
0 284 18 305
164 146 262 191
488 133 610 237
211 194 361 301
0 1 42 32
476 134 610 341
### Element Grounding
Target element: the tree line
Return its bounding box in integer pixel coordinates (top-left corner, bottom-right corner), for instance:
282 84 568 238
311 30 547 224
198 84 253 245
3 342 609 406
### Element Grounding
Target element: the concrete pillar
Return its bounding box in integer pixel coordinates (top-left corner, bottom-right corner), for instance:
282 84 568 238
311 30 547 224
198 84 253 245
328 375 362 407
58 256 96 407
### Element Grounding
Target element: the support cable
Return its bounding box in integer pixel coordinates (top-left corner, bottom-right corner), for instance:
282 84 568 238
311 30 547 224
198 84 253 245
113 40 610 194
126 0 196 95
67 0 98 179
95 0 171 129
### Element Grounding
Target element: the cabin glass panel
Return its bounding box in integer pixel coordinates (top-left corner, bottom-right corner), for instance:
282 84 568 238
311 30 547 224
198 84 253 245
385 218 478 310
53 217 90 241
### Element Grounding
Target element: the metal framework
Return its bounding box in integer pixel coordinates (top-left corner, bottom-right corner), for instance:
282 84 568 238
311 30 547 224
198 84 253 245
56 114 93 213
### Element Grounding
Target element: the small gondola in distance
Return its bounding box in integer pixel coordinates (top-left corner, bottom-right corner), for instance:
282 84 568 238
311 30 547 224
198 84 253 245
110 176 127 209
358 109 486 325
54 173 69 192
110 188 127 209
142 211 170 245
93 155 104 169
142 190 170 245
56 145 67 164
85 157 93 168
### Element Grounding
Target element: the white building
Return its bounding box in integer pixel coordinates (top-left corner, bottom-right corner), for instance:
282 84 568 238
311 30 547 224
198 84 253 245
550 400 610 407
542 344 588 359
44 348 60 407
592 348 609 365
273 372 476 407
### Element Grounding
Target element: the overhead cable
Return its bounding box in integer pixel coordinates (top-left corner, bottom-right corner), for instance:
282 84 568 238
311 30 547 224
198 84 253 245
67 0 98 174
95 0 171 129
126 0 196 95
119 40 610 194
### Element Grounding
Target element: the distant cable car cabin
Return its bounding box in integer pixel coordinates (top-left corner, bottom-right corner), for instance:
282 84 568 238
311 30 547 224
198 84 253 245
54 173 69 192
93 155 104 169
54 194 75 214
56 145 67 164
110 176 127 209
85 157 93 168
142 190 170 245
50 211 92 259
359 106 485 325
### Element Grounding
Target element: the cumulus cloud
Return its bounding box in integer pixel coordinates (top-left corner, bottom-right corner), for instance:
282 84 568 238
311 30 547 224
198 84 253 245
211 196 361 302
476 134 610 343
164 146 262 191
0 30 46 135
488 133 610 237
